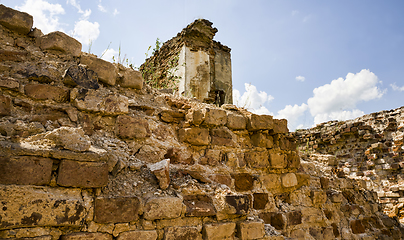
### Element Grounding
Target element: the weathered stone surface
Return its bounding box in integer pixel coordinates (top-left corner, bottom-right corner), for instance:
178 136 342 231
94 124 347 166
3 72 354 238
0 185 89 229
43 127 91 152
226 112 246 130
149 159 170 190
72 88 129 115
116 115 150 138
0 156 52 185
183 195 216 217
232 173 254 191
253 193 268 210
164 226 202 240
0 4 33 35
0 77 19 90
160 109 185 123
186 109 205 126
203 222 236 240
281 173 297 188
259 212 286 230
164 147 194 165
287 152 300 168
261 174 281 190
94 197 140 224
269 151 286 169
272 119 288 134
118 67 143 89
225 195 249 215
39 31 82 57
251 132 273 148
25 83 69 103
81 53 118 85
311 190 327 205
57 160 108 188
203 108 227 126
350 219 365 234
144 197 184 220
61 232 112 240
0 49 28 62
244 150 269 168
117 230 157 240
210 127 236 146
209 174 232 186
199 149 221 166
63 65 99 89
179 127 210 145
237 221 265 240
0 94 11 116
287 211 302 226
247 114 273 131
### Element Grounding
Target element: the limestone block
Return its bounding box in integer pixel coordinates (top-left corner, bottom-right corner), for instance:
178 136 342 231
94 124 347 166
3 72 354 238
0 4 33 35
244 150 269 168
0 94 11 116
0 185 89 229
259 212 286 230
269 151 286 169
301 208 324 224
311 190 327 205
164 147 194 165
281 173 297 188
164 226 202 240
57 160 108 188
225 195 250 215
183 195 216 217
200 149 221 166
117 230 157 240
0 49 28 62
211 127 236 146
81 53 118 85
0 156 52 185
272 119 289 134
209 174 232 187
144 197 184 220
118 67 143 89
160 109 185 123
179 127 210 145
63 65 99 89
251 132 273 148
39 31 82 57
44 127 91 152
350 220 365 234
156 217 202 230
186 109 205 126
286 211 302 226
247 114 273 131
204 108 227 126
72 88 129 115
253 193 268 210
287 152 300 168
116 115 150 139
237 221 265 240
60 232 112 240
94 196 140 223
226 112 246 130
149 159 170 190
203 222 236 240
232 173 254 191
24 83 69 103
261 174 281 190
0 76 20 90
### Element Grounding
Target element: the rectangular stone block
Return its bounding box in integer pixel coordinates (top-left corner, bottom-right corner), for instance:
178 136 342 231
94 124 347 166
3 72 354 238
179 127 210 145
247 114 273 131
183 195 216 217
232 173 254 191
204 108 227 126
0 185 89 230
253 193 269 210
116 115 150 139
269 151 286 169
0 94 11 116
203 222 236 240
259 212 285 230
0 4 33 34
225 195 250 215
244 150 269 168
61 232 112 240
281 173 297 188
81 53 118 85
94 196 140 224
261 174 281 190
144 197 184 220
25 83 69 103
0 156 53 185
57 160 108 188
226 112 246 130
237 221 265 240
117 230 157 240
164 226 202 240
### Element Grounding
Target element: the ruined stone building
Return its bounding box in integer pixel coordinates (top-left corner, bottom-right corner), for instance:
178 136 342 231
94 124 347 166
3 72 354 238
140 19 232 106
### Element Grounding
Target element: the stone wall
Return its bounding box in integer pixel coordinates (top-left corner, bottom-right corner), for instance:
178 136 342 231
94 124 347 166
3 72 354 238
1 5 404 240
140 19 232 106
294 106 404 225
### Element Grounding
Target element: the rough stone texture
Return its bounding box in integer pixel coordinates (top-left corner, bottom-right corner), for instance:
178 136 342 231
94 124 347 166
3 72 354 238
232 173 254 191
0 4 33 35
144 197 184 220
116 114 150 139
237 221 265 240
251 132 273 148
183 195 216 217
0 76 19 90
261 174 281 190
179 127 210 145
0 94 11 116
117 230 157 240
226 112 246 130
164 226 202 240
225 195 249 215
39 31 82 57
149 159 170 190
253 193 269 210
43 127 91 152
57 160 108 188
204 108 227 126
118 66 143 89
203 222 236 240
81 53 118 86
0 185 89 229
25 83 69 103
269 151 286 168
94 197 140 224
210 127 236 146
61 232 112 240
247 114 273 131
0 156 53 185
281 173 298 188
63 65 100 89
244 150 269 168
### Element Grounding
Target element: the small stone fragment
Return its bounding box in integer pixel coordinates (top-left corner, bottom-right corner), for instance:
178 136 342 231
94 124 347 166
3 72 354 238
149 159 170 190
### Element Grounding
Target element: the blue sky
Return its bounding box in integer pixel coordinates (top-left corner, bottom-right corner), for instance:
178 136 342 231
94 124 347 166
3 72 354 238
2 0 404 130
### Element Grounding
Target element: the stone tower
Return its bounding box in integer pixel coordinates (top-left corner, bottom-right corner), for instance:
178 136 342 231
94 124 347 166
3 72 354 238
140 19 232 106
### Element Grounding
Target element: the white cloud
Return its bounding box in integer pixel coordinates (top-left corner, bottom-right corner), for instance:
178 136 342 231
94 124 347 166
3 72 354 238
233 83 274 115
307 69 385 125
16 0 65 34
66 0 84 13
101 48 118 62
113 9 120 16
72 20 100 46
295 76 305 82
276 103 308 130
98 4 107 12
391 83 404 91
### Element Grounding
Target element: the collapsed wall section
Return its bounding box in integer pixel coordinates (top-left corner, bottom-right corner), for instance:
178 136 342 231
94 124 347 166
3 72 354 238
0 5 403 240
